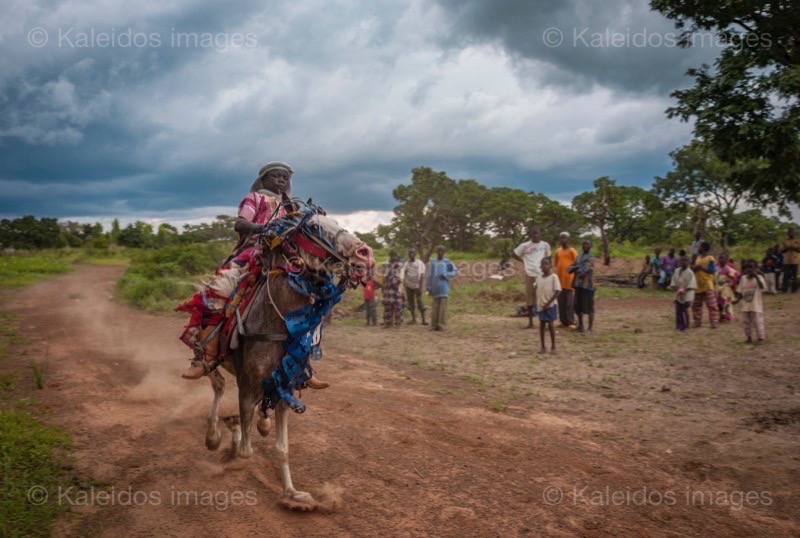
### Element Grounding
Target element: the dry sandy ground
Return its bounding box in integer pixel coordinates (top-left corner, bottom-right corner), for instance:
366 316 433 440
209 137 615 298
3 265 799 537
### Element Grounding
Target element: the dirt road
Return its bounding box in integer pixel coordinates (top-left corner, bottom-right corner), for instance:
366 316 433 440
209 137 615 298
5 265 797 536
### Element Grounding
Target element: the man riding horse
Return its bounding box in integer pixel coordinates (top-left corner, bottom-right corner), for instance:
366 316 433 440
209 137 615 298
177 161 328 389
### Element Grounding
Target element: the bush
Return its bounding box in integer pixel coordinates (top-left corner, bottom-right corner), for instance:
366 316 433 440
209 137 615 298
116 242 232 312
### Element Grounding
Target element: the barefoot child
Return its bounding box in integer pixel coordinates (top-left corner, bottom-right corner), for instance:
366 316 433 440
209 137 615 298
536 258 561 354
670 256 696 331
734 259 766 345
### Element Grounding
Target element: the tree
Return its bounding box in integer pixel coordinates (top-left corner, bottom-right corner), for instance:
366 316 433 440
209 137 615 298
483 188 584 246
654 142 755 248
377 167 455 261
110 218 121 245
571 177 623 266
606 186 668 244
439 179 490 251
0 216 65 249
651 0 800 207
155 223 179 247
117 221 154 248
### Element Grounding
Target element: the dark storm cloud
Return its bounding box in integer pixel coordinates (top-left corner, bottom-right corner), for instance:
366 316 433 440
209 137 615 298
1 0 699 225
434 0 717 93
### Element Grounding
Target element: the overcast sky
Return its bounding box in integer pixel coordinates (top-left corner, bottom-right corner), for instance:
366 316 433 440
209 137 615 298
2 0 725 231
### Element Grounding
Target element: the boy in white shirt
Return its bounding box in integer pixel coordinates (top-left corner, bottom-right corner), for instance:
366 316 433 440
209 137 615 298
536 257 561 354
513 227 552 329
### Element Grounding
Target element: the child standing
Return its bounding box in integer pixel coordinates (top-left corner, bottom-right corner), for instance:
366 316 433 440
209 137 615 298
735 260 766 345
363 271 381 326
715 251 740 322
536 257 562 354
670 256 696 332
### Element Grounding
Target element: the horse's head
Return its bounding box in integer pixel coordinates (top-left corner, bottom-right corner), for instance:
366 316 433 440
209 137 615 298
293 211 375 283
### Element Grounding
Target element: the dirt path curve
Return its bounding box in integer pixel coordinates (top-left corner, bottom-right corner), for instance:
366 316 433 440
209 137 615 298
5 265 794 537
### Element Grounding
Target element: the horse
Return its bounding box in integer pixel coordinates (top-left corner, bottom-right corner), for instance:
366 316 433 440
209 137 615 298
202 199 374 510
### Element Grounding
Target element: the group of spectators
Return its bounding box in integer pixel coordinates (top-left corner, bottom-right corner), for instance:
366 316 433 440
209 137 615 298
362 226 799 351
511 228 596 353
639 229 800 295
646 228 800 345
362 246 457 331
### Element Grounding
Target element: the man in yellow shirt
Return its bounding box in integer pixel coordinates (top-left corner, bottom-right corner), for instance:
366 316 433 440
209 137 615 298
692 241 720 328
781 227 800 293
553 232 577 328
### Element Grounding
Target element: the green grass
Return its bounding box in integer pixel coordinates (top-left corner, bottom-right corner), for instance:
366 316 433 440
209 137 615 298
0 253 75 287
0 409 71 538
0 315 25 360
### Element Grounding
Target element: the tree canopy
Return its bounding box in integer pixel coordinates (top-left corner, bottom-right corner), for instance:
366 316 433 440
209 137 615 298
651 0 800 207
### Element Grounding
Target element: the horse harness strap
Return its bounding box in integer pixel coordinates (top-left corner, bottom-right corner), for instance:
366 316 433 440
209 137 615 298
235 274 289 342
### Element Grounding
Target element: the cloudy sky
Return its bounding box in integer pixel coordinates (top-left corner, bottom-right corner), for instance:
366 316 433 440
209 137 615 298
1 0 723 231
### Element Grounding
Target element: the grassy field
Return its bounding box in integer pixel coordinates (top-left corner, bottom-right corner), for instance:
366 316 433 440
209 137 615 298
0 252 79 537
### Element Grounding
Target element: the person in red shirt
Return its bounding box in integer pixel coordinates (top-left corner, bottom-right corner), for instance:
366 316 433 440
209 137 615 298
363 270 381 325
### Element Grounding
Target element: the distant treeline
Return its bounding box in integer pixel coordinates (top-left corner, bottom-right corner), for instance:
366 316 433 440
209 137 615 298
378 151 796 263
0 215 239 250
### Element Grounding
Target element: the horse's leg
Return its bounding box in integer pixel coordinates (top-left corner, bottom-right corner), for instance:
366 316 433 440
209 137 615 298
205 369 225 450
236 389 259 459
275 402 318 510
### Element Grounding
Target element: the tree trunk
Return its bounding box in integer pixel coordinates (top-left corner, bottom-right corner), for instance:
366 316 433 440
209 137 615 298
600 227 611 266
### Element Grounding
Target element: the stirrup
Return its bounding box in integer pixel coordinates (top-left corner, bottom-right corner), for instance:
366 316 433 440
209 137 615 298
182 359 212 380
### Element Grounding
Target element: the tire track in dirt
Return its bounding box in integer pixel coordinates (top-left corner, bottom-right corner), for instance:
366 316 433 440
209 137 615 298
5 265 795 537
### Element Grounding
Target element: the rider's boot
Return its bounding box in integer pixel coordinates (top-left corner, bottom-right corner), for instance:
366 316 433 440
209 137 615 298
303 375 330 390
182 325 219 380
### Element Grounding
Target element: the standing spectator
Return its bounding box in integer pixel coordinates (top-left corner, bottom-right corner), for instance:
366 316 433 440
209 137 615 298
636 255 652 289
781 227 800 293
715 251 740 322
553 232 577 328
426 245 458 331
569 239 596 333
382 250 405 328
363 270 381 326
650 247 663 287
761 247 780 294
735 260 767 345
670 255 696 332
512 228 552 329
658 247 679 289
536 257 561 354
692 241 719 328
689 231 703 262
402 248 428 325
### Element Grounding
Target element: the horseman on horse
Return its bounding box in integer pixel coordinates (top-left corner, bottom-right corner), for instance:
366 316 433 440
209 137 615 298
177 161 334 387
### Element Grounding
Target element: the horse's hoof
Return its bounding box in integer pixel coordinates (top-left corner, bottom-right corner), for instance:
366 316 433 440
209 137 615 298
256 417 270 437
205 430 222 451
280 491 318 512
236 445 253 459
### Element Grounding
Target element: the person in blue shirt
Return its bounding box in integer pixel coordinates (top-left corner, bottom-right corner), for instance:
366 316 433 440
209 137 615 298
426 245 458 331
